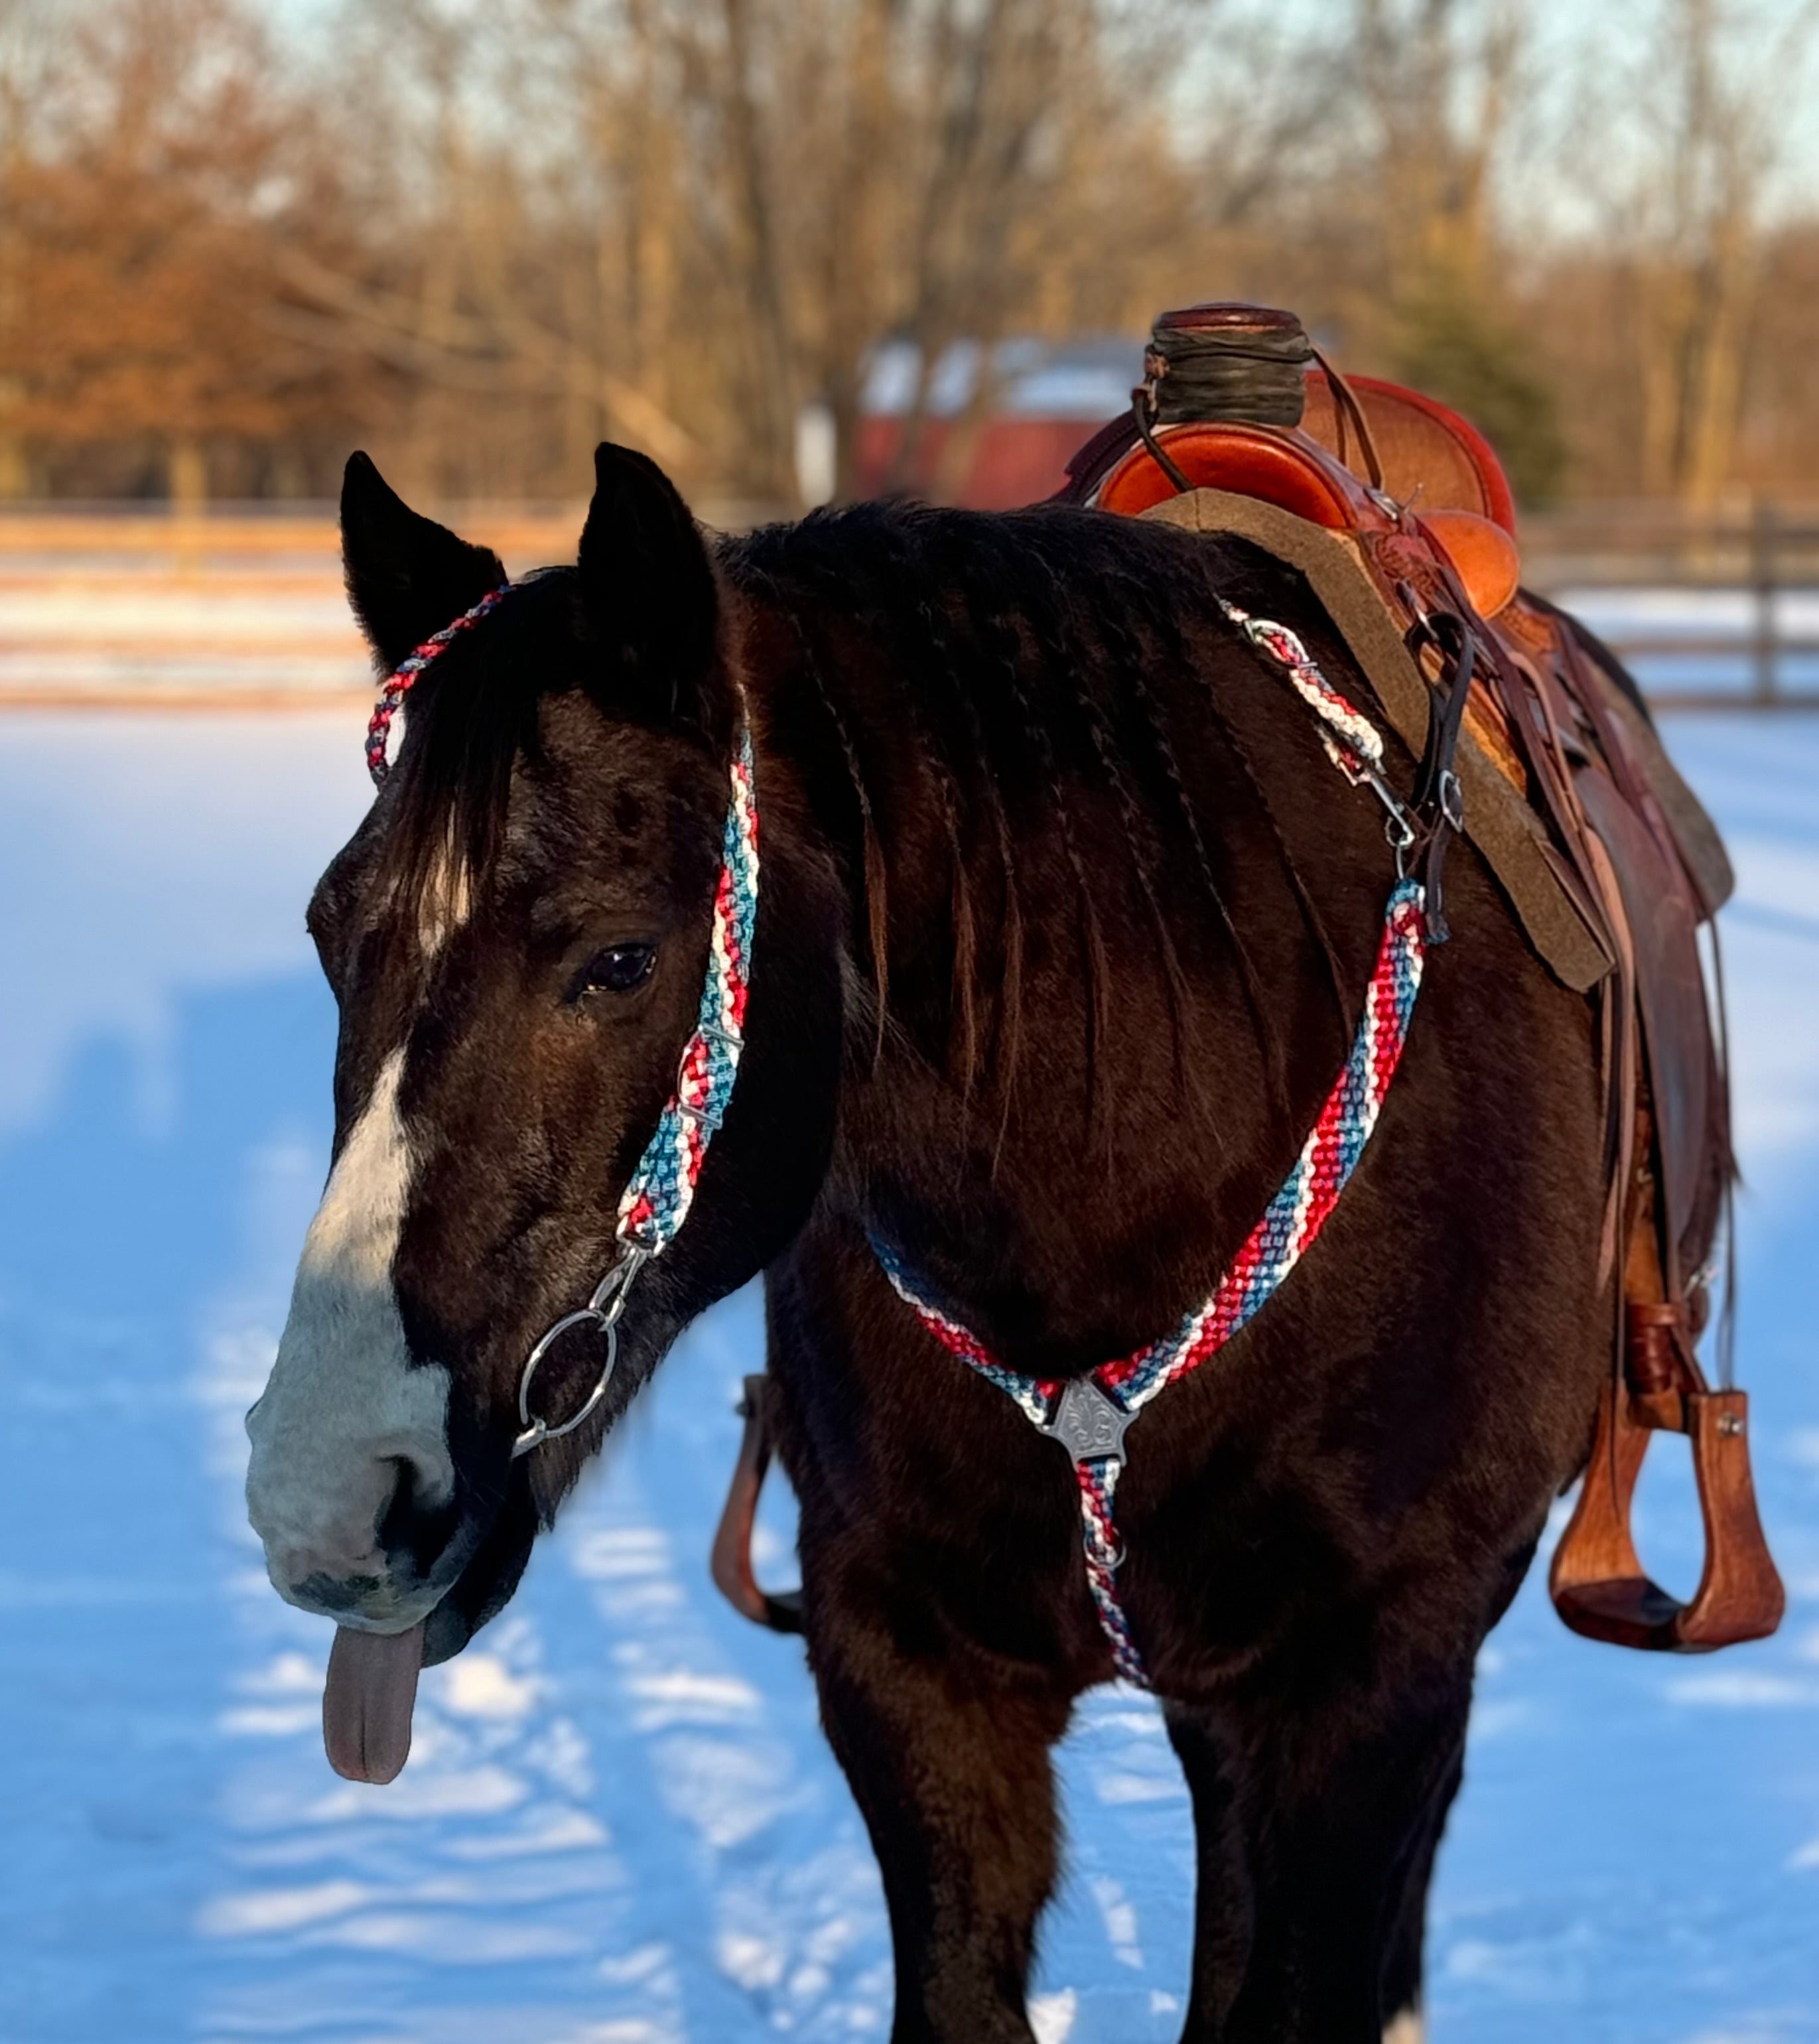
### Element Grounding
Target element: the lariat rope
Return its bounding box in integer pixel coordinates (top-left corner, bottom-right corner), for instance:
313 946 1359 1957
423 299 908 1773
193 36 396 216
872 602 1434 1686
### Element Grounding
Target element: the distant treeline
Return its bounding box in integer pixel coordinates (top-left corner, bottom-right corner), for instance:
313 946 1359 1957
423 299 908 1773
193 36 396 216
0 0 1814 511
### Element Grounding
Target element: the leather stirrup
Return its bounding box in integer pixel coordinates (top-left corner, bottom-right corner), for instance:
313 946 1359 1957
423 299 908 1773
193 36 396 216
1550 1367 1784 1653
710 1373 805 1635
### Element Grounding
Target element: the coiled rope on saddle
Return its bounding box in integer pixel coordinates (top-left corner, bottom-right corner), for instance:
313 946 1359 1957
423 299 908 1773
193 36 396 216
1131 303 1390 502
1143 305 1314 428
872 602 1448 1688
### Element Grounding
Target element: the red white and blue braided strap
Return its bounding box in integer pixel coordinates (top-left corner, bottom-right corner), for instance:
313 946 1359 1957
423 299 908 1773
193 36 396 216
1217 599 1383 784
366 584 513 785
360 579 764 1460
1100 875 1425 1412
872 607 1429 1688
616 720 761 1253
360 580 761 1254
874 878 1426 1686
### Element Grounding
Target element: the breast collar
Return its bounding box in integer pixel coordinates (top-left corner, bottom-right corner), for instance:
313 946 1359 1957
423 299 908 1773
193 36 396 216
870 600 1463 1687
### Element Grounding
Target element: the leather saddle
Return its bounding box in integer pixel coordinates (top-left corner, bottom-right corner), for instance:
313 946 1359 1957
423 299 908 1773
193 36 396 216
1067 322 1781 1655
709 308 1783 1657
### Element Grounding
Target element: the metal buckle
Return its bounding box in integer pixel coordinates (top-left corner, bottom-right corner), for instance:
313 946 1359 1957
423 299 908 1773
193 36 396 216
512 1247 647 1458
1359 765 1419 868
1438 766 1465 833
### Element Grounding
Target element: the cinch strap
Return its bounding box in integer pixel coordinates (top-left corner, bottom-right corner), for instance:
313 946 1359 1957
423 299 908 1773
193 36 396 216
873 612 1430 1687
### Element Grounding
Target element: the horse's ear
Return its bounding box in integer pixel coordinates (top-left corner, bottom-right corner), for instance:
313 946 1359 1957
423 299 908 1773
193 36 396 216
578 442 721 728
340 452 506 672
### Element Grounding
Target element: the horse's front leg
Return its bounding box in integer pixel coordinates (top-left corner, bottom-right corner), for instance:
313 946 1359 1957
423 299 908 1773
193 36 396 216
804 1552 1073 2044
1210 1658 1473 2044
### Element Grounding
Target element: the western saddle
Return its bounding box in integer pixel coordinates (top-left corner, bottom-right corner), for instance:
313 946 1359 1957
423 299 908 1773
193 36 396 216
710 303 1783 1657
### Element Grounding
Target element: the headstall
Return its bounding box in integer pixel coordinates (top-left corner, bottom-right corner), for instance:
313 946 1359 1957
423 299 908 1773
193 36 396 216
364 584 762 1461
872 602 1459 1687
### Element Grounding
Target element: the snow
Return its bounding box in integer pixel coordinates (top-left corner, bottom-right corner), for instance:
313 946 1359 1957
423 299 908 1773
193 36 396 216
1 703 1816 2041
1559 588 1819 703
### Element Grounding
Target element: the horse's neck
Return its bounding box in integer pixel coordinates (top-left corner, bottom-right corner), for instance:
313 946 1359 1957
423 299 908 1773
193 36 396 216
752 606 1381 1376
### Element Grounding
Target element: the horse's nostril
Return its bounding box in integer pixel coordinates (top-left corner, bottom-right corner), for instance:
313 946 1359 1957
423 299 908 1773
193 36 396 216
376 1454 462 1582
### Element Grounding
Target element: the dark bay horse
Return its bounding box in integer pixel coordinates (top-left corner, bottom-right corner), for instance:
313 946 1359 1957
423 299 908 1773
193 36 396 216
245 443 1611 2042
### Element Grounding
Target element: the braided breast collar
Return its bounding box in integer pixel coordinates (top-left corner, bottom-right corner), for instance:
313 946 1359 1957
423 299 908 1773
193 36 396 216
872 604 1434 1687
362 582 762 1460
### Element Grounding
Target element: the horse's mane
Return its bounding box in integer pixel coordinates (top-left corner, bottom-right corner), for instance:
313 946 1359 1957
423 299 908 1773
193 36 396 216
721 501 1349 1133
370 500 1348 1134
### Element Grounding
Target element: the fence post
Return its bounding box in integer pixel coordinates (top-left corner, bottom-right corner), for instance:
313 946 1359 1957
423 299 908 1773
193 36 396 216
1751 496 1779 705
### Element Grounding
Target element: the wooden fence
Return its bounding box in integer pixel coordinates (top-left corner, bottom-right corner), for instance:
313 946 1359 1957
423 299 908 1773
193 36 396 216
1 498 1816 709
1520 499 1819 707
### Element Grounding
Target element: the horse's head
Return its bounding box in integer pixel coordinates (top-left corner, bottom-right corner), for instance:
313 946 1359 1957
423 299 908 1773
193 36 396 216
244 446 842 1747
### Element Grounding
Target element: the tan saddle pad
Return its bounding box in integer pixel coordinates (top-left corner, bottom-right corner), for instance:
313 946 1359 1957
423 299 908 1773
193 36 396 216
1142 487 1731 993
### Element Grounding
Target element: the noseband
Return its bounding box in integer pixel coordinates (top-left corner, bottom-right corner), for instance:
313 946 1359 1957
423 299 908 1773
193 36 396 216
364 584 762 1460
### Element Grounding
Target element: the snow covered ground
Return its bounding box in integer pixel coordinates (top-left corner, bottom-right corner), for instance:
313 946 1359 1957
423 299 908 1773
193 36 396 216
1 704 1815 2044
1558 588 1819 703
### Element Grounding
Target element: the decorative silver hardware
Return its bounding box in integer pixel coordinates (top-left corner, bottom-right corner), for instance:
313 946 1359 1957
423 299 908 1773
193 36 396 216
1041 1378 1135 1465
511 1247 648 1458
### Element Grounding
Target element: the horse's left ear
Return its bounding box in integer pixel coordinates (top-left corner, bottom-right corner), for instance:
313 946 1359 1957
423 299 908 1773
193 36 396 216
578 442 722 729
340 452 506 672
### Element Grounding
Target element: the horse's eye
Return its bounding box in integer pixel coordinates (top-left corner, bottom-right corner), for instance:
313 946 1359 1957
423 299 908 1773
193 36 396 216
577 942 657 997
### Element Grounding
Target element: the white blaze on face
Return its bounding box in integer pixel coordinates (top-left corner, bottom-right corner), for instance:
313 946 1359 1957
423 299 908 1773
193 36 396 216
245 1048 455 1626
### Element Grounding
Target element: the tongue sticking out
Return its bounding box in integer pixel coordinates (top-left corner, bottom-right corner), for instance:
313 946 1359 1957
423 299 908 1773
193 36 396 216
323 1621 425 1783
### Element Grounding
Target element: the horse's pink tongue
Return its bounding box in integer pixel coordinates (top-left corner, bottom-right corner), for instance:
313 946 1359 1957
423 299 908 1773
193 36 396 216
323 1622 425 1784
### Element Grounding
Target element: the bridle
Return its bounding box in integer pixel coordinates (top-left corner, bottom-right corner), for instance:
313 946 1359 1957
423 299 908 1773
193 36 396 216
511 718 759 1456
364 584 762 1462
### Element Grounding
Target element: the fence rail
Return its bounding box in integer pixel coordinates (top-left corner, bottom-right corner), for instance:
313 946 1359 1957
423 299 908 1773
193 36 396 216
1 498 1816 709
1521 498 1819 707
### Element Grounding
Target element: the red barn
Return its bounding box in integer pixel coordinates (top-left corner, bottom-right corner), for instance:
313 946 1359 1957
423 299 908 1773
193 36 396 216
848 336 1139 510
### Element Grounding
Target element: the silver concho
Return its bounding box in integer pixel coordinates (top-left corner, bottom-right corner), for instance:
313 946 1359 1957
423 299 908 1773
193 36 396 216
1041 1378 1134 1464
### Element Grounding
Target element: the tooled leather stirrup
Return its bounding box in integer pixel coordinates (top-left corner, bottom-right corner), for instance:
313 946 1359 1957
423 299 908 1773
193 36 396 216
710 1374 805 1634
1551 1296 1784 1653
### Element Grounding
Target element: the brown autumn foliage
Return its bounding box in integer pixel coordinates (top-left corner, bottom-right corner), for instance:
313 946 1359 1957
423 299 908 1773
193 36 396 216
0 0 1814 510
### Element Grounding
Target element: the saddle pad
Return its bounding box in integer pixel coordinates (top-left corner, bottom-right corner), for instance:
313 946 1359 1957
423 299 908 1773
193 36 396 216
1142 487 1613 992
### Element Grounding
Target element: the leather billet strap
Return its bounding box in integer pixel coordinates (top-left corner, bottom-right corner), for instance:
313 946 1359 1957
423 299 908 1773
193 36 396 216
1398 600 1475 941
